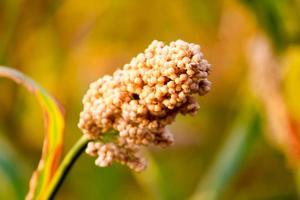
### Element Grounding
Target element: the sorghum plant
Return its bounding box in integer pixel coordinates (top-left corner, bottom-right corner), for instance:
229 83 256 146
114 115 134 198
0 39 211 199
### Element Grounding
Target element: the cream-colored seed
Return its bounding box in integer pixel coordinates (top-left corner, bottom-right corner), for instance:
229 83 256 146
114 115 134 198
158 76 166 84
167 81 175 88
170 74 177 80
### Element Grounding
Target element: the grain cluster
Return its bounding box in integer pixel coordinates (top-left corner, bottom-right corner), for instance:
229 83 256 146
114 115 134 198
79 40 211 171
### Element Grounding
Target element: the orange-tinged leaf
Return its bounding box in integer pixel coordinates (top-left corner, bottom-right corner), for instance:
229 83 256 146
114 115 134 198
0 66 64 200
283 47 300 121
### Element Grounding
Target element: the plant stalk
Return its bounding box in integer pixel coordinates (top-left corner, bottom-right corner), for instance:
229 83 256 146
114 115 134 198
44 135 90 200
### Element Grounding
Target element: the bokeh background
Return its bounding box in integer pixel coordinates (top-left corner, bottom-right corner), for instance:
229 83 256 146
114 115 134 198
1 0 300 199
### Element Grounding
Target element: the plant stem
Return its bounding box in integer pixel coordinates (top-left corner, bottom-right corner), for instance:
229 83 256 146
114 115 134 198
44 135 90 200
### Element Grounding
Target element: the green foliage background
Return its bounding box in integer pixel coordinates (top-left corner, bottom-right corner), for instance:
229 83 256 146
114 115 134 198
1 0 300 199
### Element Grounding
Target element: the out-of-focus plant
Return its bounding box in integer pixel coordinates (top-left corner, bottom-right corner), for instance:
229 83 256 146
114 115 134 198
241 0 300 196
283 47 300 192
247 36 300 194
241 0 300 51
190 97 261 200
189 1 300 199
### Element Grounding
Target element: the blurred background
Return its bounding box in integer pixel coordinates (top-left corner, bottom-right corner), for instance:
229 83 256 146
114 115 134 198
1 0 300 199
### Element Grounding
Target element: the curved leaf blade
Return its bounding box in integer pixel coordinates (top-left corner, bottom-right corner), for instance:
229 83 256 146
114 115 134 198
0 66 64 200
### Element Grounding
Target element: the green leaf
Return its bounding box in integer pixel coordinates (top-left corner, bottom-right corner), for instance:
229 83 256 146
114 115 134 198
241 0 300 51
134 151 164 200
0 66 64 200
190 101 261 200
0 132 27 200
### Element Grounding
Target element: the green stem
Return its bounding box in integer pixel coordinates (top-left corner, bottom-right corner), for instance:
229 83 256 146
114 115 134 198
44 135 90 200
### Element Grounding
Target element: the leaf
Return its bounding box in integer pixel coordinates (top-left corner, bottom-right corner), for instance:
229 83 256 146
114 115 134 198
0 66 64 200
0 131 27 200
190 101 261 200
283 47 300 121
241 0 300 50
134 151 164 200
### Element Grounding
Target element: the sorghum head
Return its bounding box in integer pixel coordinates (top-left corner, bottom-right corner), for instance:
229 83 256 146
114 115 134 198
78 40 211 171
